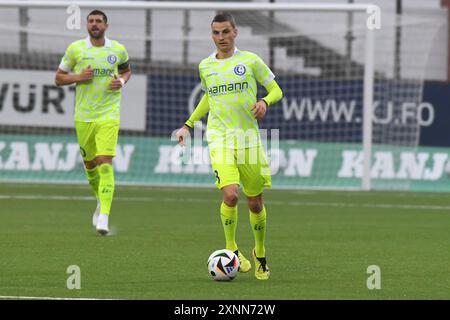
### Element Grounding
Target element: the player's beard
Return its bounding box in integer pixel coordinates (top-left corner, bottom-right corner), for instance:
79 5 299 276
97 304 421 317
88 28 104 40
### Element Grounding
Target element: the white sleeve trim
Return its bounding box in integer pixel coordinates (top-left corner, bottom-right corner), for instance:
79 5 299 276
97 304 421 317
58 62 71 72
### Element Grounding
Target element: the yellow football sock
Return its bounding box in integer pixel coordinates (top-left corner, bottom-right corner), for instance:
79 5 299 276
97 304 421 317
85 166 99 199
220 202 238 252
98 163 115 215
250 206 267 257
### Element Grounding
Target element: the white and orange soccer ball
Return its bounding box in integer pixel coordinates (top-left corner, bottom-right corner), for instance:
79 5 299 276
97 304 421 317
207 249 240 281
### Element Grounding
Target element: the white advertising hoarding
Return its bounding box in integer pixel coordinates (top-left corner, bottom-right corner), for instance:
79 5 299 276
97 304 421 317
0 69 147 131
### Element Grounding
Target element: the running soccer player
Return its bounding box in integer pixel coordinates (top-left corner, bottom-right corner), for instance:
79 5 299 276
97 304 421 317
55 10 131 235
176 13 283 280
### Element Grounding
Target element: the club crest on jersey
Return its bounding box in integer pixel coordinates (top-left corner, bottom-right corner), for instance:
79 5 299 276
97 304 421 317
234 64 246 76
107 54 117 64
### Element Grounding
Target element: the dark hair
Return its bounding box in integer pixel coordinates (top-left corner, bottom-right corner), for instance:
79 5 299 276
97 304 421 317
87 10 108 23
211 12 236 28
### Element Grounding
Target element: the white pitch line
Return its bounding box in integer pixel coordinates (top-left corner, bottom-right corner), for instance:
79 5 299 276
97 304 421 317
0 195 94 201
1 194 450 211
0 295 117 300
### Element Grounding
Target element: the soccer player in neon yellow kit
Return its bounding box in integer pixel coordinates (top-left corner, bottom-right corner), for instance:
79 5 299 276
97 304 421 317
177 13 283 280
55 10 131 235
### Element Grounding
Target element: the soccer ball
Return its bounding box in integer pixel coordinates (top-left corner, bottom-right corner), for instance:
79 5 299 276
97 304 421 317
207 249 240 281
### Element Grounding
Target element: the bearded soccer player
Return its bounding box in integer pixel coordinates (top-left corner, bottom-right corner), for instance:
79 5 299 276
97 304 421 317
55 10 131 235
176 13 283 280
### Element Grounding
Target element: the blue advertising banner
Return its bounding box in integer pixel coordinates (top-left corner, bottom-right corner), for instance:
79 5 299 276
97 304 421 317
147 74 447 146
420 82 450 147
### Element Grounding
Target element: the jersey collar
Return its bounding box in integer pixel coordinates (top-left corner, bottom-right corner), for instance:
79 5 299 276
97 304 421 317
211 47 240 60
85 36 112 48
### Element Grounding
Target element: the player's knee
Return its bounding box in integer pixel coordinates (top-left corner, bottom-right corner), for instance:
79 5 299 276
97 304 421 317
249 203 263 213
84 160 96 170
224 194 238 207
223 188 239 207
248 197 263 213
96 156 113 165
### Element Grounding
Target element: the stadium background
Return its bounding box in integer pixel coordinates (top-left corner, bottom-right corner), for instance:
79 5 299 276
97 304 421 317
1 0 449 192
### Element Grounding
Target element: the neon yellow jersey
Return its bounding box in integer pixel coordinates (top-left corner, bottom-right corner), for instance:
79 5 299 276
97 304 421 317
59 37 129 122
199 48 275 149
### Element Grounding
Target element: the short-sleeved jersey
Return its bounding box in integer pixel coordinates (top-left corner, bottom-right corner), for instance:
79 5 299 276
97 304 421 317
59 37 129 122
199 48 275 149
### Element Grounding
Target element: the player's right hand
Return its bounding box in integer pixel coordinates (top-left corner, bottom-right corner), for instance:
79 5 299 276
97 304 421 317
176 126 190 146
78 65 93 82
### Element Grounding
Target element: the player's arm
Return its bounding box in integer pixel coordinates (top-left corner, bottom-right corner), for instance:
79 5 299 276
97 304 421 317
55 43 94 86
110 63 131 91
252 80 283 119
110 46 132 90
119 65 131 83
55 66 93 86
176 94 210 145
185 94 210 129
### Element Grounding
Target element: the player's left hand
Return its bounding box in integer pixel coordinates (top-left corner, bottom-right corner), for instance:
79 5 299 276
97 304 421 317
110 74 125 91
251 100 267 120
176 125 190 146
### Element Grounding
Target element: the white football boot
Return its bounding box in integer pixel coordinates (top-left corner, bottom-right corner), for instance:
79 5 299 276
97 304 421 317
96 213 109 236
92 200 100 227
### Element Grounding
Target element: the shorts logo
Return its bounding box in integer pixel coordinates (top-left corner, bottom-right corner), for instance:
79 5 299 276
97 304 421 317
234 64 246 76
107 54 117 64
79 147 86 158
214 170 220 184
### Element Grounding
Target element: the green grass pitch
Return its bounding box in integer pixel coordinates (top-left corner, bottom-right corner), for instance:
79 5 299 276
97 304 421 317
0 183 449 299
